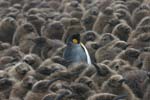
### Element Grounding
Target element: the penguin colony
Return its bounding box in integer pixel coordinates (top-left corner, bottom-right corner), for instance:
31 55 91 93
0 0 150 100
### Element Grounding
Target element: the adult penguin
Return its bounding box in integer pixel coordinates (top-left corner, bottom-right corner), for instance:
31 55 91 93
63 33 91 65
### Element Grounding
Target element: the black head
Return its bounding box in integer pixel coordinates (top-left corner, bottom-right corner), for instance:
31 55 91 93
66 33 80 44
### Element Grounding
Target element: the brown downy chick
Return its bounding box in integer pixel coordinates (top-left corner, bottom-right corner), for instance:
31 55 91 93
7 62 35 81
63 0 84 13
0 46 23 61
101 74 140 100
0 17 17 44
81 7 99 30
30 37 64 59
0 41 10 51
95 40 123 63
91 63 117 87
0 74 14 100
26 15 45 36
75 76 100 92
23 53 42 70
112 23 132 42
132 3 150 28
126 0 141 14
9 75 37 100
55 89 72 100
93 7 117 34
123 70 147 98
36 63 66 80
80 31 99 44
115 48 140 65
0 56 17 70
49 63 88 82
42 21 65 40
24 78 64 100
128 33 150 50
108 59 129 72
63 82 95 100
103 17 122 33
12 22 38 54
48 79 69 93
86 33 118 62
114 9 132 27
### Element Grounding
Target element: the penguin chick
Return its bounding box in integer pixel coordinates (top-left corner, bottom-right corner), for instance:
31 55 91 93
24 78 63 100
0 46 23 61
50 56 71 67
36 63 66 80
87 33 120 62
23 53 42 70
9 75 37 100
54 89 72 100
132 3 150 28
123 70 147 98
48 63 91 82
108 59 129 72
115 9 132 27
0 56 17 70
103 17 122 33
81 7 98 30
0 77 14 100
0 41 10 51
26 15 45 35
30 37 64 59
0 17 17 43
7 62 35 81
93 7 117 34
42 21 65 40
137 16 150 28
75 76 100 92
12 22 38 54
49 79 69 93
80 31 99 44
126 0 141 14
115 48 140 65
29 37 49 59
112 23 132 42
63 83 95 100
98 33 119 48
101 74 140 100
63 0 84 13
91 63 117 87
95 40 123 63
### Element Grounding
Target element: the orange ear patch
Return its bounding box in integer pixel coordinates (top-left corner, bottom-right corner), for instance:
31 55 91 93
72 39 78 44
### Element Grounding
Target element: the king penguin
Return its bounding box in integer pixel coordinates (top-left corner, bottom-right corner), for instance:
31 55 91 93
63 33 91 65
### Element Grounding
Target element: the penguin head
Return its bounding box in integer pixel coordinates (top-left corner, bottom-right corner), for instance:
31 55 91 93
66 33 80 45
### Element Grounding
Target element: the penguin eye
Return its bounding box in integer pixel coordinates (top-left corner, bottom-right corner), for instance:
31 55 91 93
72 39 78 44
